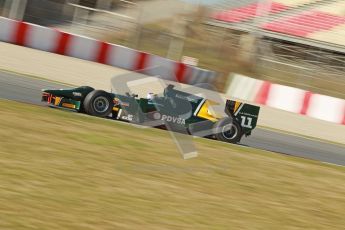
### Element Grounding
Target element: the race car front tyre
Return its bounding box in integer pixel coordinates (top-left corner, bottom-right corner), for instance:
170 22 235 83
77 86 95 113
214 117 243 144
83 90 114 117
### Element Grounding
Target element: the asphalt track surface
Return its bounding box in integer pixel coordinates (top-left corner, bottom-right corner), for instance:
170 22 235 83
1 71 345 166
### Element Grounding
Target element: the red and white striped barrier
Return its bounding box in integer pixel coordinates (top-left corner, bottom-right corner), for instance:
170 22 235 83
226 74 345 125
0 17 217 85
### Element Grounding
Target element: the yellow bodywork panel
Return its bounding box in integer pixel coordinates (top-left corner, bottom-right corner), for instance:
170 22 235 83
54 97 61 106
196 100 220 122
234 101 242 114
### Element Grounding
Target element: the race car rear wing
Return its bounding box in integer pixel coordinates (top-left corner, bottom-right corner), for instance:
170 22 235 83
226 100 260 135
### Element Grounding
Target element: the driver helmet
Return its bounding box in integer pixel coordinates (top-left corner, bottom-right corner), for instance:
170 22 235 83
147 93 155 100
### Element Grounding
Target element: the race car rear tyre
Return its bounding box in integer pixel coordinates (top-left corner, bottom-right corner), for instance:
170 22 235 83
214 117 243 144
83 90 114 117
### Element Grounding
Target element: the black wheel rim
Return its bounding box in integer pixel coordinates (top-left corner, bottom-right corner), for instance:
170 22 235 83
222 124 238 140
93 96 109 113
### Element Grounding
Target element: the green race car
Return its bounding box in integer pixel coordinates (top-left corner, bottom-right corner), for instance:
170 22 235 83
42 84 260 143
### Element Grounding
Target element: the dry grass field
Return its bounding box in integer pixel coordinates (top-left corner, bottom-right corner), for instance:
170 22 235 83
1 100 345 230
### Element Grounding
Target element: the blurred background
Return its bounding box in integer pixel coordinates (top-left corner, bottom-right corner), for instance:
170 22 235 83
1 0 344 98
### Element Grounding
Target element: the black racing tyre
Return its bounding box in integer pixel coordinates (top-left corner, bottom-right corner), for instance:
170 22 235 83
76 86 94 113
214 117 243 144
83 90 114 117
